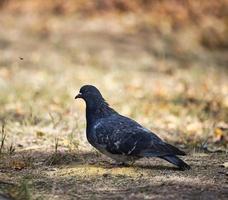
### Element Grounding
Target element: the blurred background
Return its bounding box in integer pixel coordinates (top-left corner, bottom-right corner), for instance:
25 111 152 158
0 0 227 153
0 1 228 199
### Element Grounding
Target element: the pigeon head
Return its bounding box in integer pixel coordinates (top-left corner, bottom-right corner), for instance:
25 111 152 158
75 85 106 109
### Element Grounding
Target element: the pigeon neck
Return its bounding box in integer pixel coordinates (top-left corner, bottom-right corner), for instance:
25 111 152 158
86 101 116 124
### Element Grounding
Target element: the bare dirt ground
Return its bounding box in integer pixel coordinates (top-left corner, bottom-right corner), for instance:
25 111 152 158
0 150 227 200
0 8 227 200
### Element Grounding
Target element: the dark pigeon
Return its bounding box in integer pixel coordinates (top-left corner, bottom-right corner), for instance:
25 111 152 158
75 85 190 170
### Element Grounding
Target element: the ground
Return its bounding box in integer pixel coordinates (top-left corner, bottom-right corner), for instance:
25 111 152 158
0 4 228 200
0 151 227 199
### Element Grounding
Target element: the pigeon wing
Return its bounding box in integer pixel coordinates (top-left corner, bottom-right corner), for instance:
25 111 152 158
92 115 185 157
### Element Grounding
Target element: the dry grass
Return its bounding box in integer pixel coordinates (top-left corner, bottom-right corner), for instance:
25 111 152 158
0 3 227 199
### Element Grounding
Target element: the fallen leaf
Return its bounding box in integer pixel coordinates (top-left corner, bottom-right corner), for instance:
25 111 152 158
36 131 45 138
220 162 228 168
9 160 26 170
213 127 224 142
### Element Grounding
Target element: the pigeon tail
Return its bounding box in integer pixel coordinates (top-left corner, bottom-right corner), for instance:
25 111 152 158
164 143 186 156
160 155 191 170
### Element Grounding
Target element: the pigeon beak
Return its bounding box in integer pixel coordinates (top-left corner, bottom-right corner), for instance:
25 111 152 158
75 93 82 99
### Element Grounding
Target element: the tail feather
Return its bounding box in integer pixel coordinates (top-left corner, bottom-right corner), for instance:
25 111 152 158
160 155 191 170
164 143 186 156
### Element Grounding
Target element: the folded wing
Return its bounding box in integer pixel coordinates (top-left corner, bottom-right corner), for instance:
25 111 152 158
92 115 185 157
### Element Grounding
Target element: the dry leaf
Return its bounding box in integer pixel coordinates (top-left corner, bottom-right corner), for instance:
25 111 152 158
36 131 45 138
220 162 228 168
9 160 26 170
213 128 224 142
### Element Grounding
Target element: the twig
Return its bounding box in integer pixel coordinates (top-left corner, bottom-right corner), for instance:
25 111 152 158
0 123 6 154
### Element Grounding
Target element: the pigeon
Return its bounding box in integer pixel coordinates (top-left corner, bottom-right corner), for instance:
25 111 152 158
75 85 190 170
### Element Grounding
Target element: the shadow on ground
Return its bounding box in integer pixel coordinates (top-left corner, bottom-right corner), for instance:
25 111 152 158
0 150 227 199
